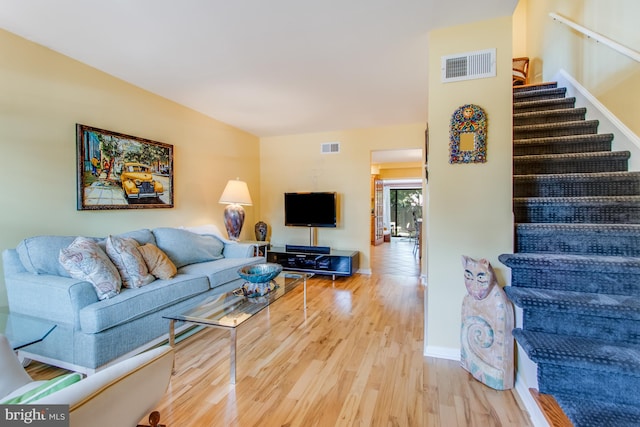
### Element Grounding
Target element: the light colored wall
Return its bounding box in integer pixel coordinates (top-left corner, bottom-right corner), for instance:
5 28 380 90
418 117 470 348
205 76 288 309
0 29 260 306
512 0 528 57
376 165 422 180
259 124 425 272
525 0 640 136
425 17 514 355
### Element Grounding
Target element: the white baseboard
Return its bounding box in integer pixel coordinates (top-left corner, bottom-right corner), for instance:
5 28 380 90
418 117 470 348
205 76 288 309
424 345 460 361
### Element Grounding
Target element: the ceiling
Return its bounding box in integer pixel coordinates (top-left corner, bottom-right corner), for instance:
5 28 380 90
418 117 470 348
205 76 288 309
0 0 517 138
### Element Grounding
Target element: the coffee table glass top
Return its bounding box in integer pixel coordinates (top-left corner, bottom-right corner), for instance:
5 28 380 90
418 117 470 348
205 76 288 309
0 307 57 350
164 271 311 328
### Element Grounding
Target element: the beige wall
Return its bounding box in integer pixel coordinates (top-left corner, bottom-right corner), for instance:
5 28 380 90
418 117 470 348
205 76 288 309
375 165 422 180
259 124 425 272
0 29 260 305
425 17 514 354
525 0 640 136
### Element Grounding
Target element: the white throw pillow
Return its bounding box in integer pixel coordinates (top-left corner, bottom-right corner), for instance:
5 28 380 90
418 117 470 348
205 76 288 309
59 237 121 300
106 235 155 288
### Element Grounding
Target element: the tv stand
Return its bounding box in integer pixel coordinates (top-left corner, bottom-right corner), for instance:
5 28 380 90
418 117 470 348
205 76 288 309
267 246 359 280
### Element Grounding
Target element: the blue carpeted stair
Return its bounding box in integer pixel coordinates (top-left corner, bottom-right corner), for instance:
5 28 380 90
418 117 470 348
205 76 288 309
500 82 640 426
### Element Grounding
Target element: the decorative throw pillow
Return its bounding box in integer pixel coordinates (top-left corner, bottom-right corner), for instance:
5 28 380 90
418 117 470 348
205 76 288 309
1 373 83 404
137 243 178 280
59 237 121 300
105 235 155 288
152 227 224 268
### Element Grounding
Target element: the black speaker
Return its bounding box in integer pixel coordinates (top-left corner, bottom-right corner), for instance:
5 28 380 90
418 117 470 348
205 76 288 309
285 244 331 254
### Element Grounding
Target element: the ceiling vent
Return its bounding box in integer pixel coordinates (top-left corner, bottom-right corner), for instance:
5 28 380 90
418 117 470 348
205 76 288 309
441 48 496 83
321 142 340 154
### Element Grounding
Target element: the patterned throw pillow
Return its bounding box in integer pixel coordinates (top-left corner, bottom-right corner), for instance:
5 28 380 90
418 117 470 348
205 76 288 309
105 235 155 288
59 236 121 300
137 243 177 280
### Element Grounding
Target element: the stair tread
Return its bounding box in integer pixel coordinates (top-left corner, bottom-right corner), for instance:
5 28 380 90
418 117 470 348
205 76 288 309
513 96 574 107
515 222 640 231
513 133 614 146
514 195 640 203
514 171 640 181
514 87 566 98
554 394 640 427
512 329 640 373
506 287 640 319
514 119 598 130
515 151 630 161
513 107 587 119
500 252 640 270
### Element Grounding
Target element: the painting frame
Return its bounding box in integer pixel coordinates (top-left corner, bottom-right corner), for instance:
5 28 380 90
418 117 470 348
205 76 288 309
76 124 174 210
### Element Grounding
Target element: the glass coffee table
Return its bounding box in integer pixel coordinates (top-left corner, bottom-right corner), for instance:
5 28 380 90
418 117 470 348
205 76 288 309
0 307 56 350
163 271 312 384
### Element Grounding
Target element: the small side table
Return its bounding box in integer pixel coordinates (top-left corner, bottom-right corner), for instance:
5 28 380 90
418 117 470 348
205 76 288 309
241 241 270 258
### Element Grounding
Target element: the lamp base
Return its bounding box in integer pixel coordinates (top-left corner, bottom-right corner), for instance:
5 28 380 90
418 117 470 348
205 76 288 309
223 204 245 240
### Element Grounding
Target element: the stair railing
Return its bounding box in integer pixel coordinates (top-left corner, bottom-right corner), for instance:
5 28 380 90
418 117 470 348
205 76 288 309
549 12 640 63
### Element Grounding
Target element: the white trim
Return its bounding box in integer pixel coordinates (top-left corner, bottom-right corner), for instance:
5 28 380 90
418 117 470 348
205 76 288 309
515 376 550 427
553 69 640 171
423 345 460 361
357 268 372 275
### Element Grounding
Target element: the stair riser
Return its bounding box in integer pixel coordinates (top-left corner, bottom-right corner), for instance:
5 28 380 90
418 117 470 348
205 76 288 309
514 90 566 103
514 125 598 140
514 203 640 224
514 111 586 126
514 159 628 175
514 98 576 113
509 270 640 296
514 179 640 197
514 140 611 156
538 364 640 407
513 83 558 93
522 310 640 345
516 231 640 256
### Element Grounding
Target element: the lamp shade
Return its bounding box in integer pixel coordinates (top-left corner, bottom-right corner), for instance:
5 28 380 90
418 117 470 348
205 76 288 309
219 179 253 205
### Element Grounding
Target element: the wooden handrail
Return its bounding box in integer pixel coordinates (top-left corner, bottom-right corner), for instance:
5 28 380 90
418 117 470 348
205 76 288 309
549 12 640 63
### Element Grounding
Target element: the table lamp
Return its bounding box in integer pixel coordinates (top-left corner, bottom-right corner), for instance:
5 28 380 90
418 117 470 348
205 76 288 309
219 179 253 240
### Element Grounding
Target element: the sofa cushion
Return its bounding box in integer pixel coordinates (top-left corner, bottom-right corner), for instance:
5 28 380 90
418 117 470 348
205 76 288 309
17 235 80 277
105 236 155 288
79 274 209 333
137 243 177 280
97 228 156 251
179 256 264 289
59 237 122 300
153 228 224 268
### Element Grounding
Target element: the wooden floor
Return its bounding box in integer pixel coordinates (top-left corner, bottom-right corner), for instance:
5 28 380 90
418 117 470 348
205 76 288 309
27 241 532 426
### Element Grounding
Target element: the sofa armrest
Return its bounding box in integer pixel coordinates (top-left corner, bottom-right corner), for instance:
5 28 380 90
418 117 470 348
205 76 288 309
5 272 98 328
37 345 174 427
223 242 255 258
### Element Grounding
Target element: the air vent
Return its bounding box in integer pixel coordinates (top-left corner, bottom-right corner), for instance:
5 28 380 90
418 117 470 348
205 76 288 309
321 142 340 154
441 48 496 83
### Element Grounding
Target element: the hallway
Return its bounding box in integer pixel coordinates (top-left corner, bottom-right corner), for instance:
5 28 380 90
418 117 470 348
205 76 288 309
370 236 421 277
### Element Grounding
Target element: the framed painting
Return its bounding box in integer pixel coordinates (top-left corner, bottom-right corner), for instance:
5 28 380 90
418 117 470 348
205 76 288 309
76 124 174 210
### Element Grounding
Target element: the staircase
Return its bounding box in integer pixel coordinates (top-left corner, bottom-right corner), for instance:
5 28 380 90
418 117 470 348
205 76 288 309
500 83 640 426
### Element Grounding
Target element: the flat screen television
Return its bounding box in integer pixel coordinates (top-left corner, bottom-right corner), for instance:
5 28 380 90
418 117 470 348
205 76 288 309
284 192 337 228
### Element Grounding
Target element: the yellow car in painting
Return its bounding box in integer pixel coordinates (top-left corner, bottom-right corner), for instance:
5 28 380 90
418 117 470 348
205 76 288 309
120 162 164 199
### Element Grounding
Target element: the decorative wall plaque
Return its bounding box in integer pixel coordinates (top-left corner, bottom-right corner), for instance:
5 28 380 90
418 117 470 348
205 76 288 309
449 104 487 164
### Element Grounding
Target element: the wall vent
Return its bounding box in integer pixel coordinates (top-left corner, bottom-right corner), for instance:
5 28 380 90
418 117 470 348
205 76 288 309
321 142 340 154
441 48 496 83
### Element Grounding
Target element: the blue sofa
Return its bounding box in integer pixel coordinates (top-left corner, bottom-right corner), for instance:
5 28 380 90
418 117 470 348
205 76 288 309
2 226 263 374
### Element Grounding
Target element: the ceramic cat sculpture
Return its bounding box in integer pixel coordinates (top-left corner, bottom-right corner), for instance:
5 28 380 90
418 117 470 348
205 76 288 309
460 255 514 390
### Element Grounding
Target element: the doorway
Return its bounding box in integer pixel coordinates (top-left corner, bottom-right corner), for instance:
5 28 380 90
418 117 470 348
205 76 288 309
370 149 424 276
